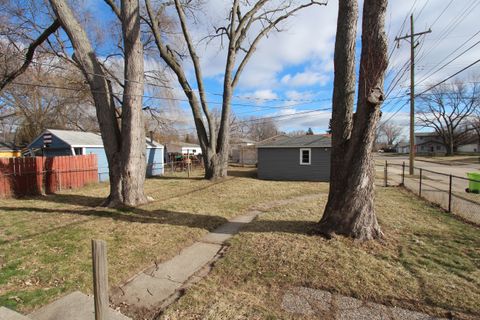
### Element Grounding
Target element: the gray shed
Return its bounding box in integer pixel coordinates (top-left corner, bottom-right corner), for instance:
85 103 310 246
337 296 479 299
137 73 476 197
257 135 331 181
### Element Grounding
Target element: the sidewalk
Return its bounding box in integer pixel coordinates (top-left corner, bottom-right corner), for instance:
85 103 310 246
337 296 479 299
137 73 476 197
110 194 318 319
282 286 446 320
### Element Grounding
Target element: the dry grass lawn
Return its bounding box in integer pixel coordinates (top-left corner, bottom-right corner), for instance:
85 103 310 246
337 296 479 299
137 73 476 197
0 168 321 313
162 187 480 320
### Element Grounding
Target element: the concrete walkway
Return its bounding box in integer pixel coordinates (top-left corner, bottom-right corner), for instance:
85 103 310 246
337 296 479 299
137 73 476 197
111 194 317 319
282 287 446 320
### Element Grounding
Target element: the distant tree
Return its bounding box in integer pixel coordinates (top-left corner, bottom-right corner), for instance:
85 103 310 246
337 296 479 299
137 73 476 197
289 130 307 136
326 119 332 134
378 122 402 146
0 57 95 144
417 81 479 155
306 127 314 135
245 118 278 141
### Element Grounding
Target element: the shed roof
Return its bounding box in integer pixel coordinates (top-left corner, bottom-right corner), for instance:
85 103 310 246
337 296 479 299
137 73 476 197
415 132 437 137
0 141 19 151
166 141 200 148
257 135 331 148
30 129 163 148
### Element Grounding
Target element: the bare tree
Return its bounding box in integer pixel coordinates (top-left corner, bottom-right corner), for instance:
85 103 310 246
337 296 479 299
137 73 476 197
378 121 402 146
245 117 279 141
0 1 60 93
0 58 96 144
417 82 479 155
318 0 388 240
48 0 148 207
144 0 326 179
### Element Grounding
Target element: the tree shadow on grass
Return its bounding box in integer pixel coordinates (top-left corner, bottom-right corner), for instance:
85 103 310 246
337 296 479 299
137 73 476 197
244 219 319 235
0 205 229 245
227 168 257 178
148 175 204 181
31 177 234 208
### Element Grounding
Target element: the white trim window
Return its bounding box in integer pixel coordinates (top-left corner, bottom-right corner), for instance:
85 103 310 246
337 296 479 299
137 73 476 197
299 148 311 165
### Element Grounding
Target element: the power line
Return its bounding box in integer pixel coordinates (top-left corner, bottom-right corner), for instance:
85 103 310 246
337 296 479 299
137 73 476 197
416 0 480 63
416 58 480 96
7 81 326 110
6 53 330 104
416 29 480 84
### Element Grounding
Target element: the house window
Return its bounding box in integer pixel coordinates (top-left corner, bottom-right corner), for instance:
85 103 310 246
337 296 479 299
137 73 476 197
192 149 196 153
436 145 441 150
300 148 311 165
74 148 83 155
421 146 425 151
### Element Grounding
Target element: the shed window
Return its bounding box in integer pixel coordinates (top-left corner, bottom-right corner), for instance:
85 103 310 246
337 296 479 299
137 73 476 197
300 148 311 165
74 147 83 155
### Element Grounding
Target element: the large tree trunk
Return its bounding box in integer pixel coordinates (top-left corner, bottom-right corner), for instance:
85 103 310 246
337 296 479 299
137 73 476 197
119 0 148 206
318 0 388 240
203 147 229 180
49 0 147 207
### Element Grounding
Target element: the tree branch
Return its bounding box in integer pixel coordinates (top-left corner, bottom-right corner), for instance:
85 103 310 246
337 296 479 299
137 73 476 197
104 0 122 21
0 19 60 92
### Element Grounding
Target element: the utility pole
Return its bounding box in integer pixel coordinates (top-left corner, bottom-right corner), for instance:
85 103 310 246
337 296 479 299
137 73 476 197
395 14 431 175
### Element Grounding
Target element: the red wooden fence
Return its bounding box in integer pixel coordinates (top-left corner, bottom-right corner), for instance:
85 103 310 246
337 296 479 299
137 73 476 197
0 154 98 198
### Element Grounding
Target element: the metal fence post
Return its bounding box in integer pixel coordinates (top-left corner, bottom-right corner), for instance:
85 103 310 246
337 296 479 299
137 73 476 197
402 161 405 186
383 160 388 187
448 174 452 213
419 168 423 197
92 239 108 320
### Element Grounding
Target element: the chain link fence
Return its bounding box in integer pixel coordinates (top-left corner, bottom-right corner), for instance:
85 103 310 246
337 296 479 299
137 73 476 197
376 161 480 225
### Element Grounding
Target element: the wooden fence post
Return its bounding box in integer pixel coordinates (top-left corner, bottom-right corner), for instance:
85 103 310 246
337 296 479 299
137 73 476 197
383 160 388 187
92 240 108 320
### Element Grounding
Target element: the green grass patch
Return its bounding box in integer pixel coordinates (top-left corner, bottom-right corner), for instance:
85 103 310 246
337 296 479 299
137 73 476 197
0 167 321 313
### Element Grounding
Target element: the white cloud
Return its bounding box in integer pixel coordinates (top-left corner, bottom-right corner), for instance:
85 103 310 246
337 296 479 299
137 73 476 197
276 109 332 133
281 71 329 87
285 90 316 101
242 89 279 102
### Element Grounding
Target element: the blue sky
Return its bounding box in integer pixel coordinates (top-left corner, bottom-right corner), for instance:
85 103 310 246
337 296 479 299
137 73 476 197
85 0 480 137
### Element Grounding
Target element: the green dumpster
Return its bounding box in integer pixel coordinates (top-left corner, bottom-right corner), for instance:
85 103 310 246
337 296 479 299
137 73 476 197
467 172 480 194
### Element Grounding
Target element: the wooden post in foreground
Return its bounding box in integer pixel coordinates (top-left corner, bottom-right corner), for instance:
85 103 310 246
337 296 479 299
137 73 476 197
383 160 388 187
92 239 108 320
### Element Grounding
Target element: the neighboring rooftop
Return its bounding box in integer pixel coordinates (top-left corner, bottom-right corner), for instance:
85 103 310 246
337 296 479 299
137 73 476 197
30 129 163 148
166 141 200 147
257 135 331 148
230 137 256 145
415 132 438 137
0 141 19 151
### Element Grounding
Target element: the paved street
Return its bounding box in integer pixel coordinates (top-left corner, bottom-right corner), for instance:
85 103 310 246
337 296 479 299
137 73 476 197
375 154 480 193
375 154 480 224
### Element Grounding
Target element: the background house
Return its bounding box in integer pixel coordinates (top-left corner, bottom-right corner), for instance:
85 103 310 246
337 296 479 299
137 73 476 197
414 132 447 155
396 141 410 154
257 135 331 181
28 129 164 181
230 137 257 165
457 142 479 153
165 142 202 156
0 142 21 158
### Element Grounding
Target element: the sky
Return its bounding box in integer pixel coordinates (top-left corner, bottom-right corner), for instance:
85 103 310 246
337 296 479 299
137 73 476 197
86 0 480 138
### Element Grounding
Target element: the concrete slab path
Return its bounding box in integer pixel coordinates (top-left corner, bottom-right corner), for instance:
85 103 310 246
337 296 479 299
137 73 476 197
282 286 446 320
111 194 318 319
29 291 130 320
0 307 31 320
